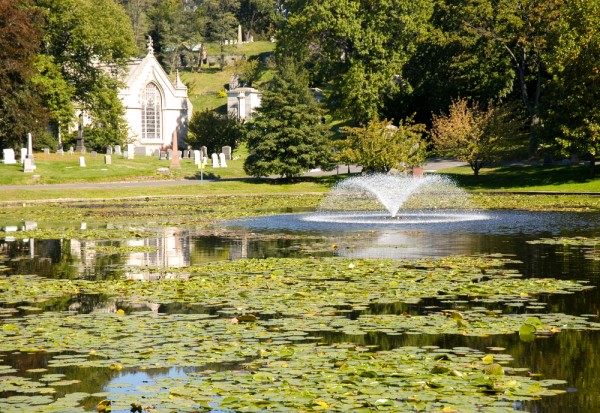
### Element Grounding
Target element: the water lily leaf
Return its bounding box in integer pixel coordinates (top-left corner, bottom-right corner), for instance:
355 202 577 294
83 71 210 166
484 364 505 376
97 399 111 412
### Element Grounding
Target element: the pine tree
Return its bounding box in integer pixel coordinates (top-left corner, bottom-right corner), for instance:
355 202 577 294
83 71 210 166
244 59 334 179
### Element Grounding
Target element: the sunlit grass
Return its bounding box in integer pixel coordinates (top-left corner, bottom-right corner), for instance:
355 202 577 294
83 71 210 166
438 164 600 192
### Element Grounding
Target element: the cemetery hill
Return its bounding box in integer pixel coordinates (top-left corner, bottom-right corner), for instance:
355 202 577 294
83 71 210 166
2 1 600 413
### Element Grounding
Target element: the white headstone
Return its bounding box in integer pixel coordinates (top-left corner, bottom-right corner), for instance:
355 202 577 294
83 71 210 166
127 144 134 159
193 150 201 165
203 156 207 166
114 145 122 155
219 152 227 167
104 155 112 165
211 153 220 168
43 148 50 154
79 156 86 167
2 149 16 164
23 158 35 172
20 148 28 163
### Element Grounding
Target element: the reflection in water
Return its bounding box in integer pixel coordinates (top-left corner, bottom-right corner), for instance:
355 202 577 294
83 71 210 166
2 212 600 412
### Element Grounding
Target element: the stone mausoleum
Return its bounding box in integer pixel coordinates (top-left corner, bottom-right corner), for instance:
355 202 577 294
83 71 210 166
117 38 193 154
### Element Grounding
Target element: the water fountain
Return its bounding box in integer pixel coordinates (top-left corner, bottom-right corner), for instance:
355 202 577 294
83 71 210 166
304 174 488 226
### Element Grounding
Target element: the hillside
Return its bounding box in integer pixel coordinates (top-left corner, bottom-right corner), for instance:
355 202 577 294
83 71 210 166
176 41 275 114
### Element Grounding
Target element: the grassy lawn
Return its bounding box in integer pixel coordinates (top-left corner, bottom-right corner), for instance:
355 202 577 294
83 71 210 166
438 164 600 192
177 41 275 112
0 152 254 186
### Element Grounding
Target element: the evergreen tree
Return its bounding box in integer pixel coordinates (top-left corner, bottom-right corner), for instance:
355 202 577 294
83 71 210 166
244 59 334 179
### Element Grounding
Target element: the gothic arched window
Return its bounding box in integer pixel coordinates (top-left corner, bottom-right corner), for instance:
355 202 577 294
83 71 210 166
142 83 162 141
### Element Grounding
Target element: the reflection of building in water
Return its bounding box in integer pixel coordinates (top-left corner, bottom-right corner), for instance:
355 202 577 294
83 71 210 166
228 233 249 260
125 228 190 280
66 227 191 280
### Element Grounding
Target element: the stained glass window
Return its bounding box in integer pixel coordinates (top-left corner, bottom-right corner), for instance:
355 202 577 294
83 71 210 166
142 83 162 141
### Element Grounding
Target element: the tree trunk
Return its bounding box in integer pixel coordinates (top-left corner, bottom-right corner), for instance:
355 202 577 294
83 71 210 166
589 154 596 178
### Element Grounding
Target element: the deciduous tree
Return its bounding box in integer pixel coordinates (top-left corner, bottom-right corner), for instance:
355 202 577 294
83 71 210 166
336 118 427 174
37 0 137 147
431 98 526 176
543 0 600 177
461 0 563 155
276 0 434 124
0 0 47 149
188 109 243 154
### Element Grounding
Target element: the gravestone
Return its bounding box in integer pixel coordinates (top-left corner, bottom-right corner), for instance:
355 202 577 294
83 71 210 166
2 149 16 164
193 150 201 165
23 221 37 231
159 151 167 160
68 146 74 155
23 158 35 172
114 145 122 155
90 151 97 157
219 153 227 167
43 148 50 154
211 153 220 168
104 155 112 165
75 114 85 153
201 146 208 158
183 150 190 159
222 146 232 160
153 149 160 157
106 146 113 155
127 144 134 159
166 149 173 160
27 133 33 159
178 151 183 159
203 156 208 166
57 149 64 156
20 148 28 163
79 156 86 167
134 146 147 156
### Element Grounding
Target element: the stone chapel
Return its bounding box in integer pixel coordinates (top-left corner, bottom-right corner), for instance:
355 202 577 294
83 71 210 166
117 37 193 154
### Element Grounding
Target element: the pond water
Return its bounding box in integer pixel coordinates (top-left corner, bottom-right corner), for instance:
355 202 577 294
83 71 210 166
1 209 600 412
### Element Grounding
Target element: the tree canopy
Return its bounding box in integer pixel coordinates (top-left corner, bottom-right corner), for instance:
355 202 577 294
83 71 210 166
277 0 434 123
336 118 427 174
188 109 244 154
0 0 46 149
35 0 137 150
431 98 527 175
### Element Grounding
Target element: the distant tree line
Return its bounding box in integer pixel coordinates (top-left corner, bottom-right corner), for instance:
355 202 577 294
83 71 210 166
1 0 598 178
273 0 600 176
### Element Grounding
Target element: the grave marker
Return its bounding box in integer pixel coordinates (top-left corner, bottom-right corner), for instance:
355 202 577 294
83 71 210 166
2 149 16 164
211 153 220 168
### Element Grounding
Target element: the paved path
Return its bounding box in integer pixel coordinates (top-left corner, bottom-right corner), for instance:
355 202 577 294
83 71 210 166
0 159 467 191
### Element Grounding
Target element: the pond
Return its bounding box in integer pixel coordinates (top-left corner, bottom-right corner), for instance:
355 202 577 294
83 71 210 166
1 207 600 412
